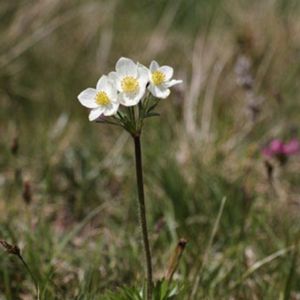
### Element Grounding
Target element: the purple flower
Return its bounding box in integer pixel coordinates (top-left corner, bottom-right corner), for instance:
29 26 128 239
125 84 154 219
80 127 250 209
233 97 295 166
283 139 300 155
262 139 284 157
262 138 300 163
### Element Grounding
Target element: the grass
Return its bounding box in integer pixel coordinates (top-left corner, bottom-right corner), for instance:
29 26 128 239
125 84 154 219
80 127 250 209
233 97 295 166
0 0 300 299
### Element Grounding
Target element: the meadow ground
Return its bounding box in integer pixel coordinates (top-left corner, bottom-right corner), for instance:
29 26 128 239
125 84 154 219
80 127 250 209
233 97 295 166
0 0 300 299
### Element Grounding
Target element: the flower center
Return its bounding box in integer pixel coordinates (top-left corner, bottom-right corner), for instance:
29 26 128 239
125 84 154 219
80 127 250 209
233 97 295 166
95 91 110 106
152 71 165 85
121 76 139 93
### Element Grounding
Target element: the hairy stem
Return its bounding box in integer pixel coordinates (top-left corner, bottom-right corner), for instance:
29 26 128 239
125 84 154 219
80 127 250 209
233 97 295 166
133 134 153 300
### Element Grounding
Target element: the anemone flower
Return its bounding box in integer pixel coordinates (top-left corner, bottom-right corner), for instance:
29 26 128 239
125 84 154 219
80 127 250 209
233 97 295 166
78 75 119 121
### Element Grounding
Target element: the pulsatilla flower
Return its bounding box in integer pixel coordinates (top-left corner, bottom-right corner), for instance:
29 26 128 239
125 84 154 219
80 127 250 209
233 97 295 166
147 60 182 99
78 75 119 121
109 57 148 107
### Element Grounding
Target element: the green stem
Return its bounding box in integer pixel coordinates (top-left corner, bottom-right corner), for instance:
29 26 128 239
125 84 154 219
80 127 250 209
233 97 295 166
17 254 39 296
133 134 153 300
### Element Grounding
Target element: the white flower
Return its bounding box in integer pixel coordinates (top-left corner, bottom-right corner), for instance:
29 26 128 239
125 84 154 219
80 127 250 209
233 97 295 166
147 61 182 99
78 75 119 121
109 57 148 107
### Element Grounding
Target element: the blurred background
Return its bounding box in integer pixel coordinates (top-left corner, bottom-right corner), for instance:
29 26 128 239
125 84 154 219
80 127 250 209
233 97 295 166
0 0 300 299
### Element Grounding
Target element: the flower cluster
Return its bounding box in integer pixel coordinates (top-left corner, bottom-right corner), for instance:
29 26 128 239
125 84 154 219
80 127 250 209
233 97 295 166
262 138 300 164
78 57 182 122
262 139 300 157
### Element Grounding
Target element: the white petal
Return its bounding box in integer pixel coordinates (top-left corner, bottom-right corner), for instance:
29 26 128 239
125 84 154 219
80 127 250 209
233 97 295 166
96 75 109 90
103 102 119 116
164 79 182 88
116 57 137 77
148 84 170 99
160 66 173 81
149 60 159 72
89 107 104 121
100 80 118 102
109 71 122 92
78 88 98 108
119 86 145 107
137 64 149 86
107 86 118 102
108 71 119 84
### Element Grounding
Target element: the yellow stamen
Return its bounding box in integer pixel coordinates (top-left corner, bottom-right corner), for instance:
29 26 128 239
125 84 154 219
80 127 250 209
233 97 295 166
95 91 110 106
152 71 165 85
121 76 139 93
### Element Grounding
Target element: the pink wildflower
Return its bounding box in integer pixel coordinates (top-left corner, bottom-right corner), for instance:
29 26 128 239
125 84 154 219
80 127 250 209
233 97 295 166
262 138 300 164
283 139 300 155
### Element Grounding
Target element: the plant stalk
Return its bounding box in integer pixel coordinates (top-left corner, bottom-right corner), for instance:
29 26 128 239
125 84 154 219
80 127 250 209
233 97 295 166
17 254 39 296
133 134 153 300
